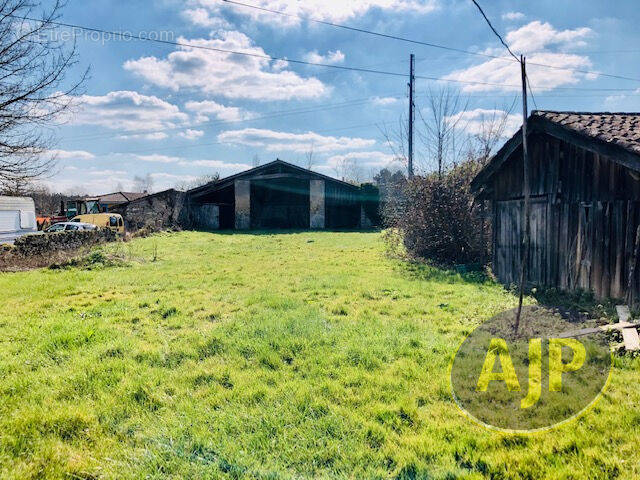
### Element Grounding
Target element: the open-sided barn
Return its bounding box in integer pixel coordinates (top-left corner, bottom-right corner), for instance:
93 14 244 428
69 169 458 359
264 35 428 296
189 160 374 230
472 111 640 303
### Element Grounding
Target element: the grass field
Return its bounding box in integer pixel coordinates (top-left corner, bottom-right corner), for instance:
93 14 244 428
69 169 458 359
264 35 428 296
1 231 639 479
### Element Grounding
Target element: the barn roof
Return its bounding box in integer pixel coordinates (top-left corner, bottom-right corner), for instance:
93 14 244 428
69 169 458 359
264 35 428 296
86 192 148 204
189 159 360 197
533 111 640 156
471 110 640 196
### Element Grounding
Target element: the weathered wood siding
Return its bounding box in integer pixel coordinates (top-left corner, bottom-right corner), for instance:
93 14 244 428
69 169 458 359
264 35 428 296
490 132 640 302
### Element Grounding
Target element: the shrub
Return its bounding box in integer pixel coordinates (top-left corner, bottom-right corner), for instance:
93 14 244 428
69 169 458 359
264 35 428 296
384 159 489 266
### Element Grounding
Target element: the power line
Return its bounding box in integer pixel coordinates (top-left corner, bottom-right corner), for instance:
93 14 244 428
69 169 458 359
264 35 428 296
525 74 539 110
79 121 394 156
469 0 539 109
9 14 407 78
470 0 518 61
221 0 508 61
61 94 405 143
13 14 640 93
220 0 640 84
62 87 640 144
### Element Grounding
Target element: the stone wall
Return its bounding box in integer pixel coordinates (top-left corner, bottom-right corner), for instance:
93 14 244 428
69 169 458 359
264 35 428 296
12 229 115 256
112 189 189 232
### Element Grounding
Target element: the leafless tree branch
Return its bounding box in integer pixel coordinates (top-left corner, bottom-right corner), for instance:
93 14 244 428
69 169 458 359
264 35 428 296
0 0 86 193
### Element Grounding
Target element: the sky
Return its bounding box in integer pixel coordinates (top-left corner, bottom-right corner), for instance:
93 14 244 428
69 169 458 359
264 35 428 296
38 0 640 193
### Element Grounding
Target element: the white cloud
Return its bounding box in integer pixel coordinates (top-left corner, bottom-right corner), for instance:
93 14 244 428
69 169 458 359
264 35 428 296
179 159 251 170
502 12 525 21
190 0 437 27
326 151 397 168
182 7 232 29
48 149 95 160
40 177 134 195
132 154 182 164
185 100 255 122
124 31 328 101
217 128 376 153
150 172 197 181
178 129 205 140
373 96 400 106
150 172 199 190
304 50 345 64
604 94 627 108
505 21 592 53
444 21 594 92
130 154 251 171
447 109 521 137
118 132 169 141
70 91 190 131
88 169 127 176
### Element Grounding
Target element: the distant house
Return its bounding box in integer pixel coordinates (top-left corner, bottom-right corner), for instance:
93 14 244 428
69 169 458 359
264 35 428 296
472 111 640 302
84 191 148 214
189 159 376 230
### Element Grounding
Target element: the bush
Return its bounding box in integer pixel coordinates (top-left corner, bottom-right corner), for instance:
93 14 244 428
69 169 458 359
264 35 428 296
384 159 489 266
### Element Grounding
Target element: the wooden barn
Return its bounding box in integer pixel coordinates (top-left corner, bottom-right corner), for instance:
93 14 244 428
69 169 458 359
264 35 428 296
188 159 375 230
472 111 640 302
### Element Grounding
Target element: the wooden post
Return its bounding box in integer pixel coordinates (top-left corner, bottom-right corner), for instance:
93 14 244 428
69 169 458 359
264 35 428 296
626 225 640 306
408 53 415 179
515 56 531 333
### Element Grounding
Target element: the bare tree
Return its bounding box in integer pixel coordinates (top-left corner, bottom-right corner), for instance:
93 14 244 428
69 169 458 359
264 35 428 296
23 183 63 214
467 102 517 163
175 173 219 191
417 86 469 176
379 115 409 170
333 156 365 185
0 176 29 195
0 0 86 192
251 154 260 168
304 143 315 170
132 174 154 193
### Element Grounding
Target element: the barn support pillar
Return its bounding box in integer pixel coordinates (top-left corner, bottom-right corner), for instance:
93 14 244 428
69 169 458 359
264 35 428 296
360 204 373 229
309 180 325 229
235 180 251 230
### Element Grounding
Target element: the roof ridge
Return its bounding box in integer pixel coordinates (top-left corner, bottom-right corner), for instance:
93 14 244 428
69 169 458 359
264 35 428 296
533 110 640 116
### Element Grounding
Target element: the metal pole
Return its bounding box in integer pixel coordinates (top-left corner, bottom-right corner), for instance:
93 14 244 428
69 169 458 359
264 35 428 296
408 53 415 178
515 55 530 333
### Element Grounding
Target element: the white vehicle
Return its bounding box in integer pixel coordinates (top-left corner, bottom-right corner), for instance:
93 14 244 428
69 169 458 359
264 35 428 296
45 222 97 233
0 196 37 244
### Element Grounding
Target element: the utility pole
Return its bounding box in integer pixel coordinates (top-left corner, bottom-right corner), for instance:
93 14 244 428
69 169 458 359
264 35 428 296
515 55 531 333
408 53 415 178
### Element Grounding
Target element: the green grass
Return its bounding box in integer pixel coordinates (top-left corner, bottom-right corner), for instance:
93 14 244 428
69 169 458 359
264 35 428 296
0 231 639 479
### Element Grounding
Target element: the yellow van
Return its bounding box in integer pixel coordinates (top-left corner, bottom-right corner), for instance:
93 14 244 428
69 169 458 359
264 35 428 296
71 213 125 235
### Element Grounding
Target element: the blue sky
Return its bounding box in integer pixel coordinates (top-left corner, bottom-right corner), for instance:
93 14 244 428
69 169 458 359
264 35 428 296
43 0 640 193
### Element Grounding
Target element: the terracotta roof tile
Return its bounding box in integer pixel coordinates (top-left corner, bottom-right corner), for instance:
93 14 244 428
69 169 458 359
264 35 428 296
532 110 640 156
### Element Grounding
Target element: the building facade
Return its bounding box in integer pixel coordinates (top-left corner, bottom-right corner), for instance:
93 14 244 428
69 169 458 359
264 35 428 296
472 111 640 303
188 160 375 230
